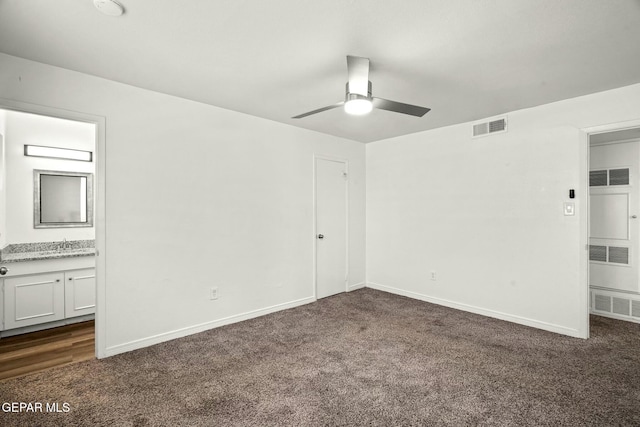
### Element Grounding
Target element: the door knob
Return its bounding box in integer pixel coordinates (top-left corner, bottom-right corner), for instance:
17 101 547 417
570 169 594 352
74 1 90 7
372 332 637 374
317 234 324 239
0 266 8 275
632 215 638 219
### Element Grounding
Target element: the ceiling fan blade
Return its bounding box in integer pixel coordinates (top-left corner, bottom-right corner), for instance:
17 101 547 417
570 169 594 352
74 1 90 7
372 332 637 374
346 55 370 96
292 101 344 119
372 97 430 117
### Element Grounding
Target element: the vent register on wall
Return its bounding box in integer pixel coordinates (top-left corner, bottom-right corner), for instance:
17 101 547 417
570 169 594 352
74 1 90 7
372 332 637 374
594 292 640 319
472 117 507 137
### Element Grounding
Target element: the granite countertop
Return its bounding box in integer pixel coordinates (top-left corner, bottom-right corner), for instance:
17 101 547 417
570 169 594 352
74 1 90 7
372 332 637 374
0 240 95 263
0 248 95 263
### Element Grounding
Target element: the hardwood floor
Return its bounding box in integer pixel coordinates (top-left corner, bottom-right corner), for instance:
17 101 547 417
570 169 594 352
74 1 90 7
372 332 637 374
0 321 94 381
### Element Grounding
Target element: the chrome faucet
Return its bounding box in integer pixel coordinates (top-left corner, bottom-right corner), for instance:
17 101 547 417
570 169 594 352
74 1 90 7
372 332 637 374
58 238 69 251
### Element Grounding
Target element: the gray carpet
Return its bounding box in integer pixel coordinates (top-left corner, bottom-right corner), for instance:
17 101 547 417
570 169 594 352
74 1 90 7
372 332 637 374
1 288 639 426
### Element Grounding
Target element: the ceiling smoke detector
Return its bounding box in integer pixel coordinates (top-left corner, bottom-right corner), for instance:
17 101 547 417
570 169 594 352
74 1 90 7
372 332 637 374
93 0 124 17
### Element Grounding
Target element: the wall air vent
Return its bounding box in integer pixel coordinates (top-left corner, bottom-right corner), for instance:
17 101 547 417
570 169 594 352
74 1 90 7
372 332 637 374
613 297 631 316
594 294 612 312
589 170 608 187
608 246 630 265
591 290 640 324
589 168 630 187
589 245 607 262
588 245 630 265
609 168 630 186
632 300 640 318
473 117 507 138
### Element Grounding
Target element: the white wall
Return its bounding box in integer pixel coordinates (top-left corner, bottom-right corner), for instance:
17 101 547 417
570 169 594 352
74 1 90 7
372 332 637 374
3 111 95 244
367 83 640 337
0 53 366 356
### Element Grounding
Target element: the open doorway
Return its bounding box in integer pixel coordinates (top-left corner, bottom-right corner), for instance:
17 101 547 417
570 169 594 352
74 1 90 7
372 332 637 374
588 125 640 324
0 103 104 380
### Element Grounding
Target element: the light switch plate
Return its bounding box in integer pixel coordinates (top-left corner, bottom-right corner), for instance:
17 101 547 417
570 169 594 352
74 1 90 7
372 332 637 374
564 202 575 216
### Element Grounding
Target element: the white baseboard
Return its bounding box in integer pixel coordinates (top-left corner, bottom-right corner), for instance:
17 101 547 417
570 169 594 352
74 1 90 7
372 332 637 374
366 282 584 338
591 310 640 324
103 296 316 357
348 282 365 291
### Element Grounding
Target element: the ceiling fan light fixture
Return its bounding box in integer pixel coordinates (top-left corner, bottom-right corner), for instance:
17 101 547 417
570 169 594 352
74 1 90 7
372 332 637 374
344 98 373 116
292 56 430 119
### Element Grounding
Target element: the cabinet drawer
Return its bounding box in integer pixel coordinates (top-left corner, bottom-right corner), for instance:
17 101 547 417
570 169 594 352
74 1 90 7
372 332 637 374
4 272 65 329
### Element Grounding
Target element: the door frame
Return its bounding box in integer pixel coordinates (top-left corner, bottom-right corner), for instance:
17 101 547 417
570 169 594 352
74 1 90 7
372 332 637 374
0 97 106 358
582 118 640 338
313 154 349 300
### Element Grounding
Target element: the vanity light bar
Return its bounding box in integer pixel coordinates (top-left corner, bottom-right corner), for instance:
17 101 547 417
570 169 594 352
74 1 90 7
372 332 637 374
24 145 93 162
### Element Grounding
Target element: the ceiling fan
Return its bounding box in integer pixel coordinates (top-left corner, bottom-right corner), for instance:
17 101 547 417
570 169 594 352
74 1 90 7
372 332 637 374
292 55 430 119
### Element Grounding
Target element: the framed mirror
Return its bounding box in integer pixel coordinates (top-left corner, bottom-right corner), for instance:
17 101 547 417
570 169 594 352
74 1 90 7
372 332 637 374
34 170 94 228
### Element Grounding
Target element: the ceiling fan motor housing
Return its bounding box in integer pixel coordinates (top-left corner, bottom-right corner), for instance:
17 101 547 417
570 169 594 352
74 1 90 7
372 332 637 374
346 81 372 102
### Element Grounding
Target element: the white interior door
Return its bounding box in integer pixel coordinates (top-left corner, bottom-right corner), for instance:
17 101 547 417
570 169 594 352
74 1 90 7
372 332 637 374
589 140 640 293
315 157 347 299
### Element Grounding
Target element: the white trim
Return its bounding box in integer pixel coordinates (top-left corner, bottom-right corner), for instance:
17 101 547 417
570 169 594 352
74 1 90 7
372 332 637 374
366 282 584 338
313 155 350 299
583 119 640 136
592 310 640 324
313 154 350 163
579 129 590 339
312 156 317 299
0 97 107 358
348 282 365 291
590 284 640 296
104 296 315 357
345 160 350 291
590 137 640 148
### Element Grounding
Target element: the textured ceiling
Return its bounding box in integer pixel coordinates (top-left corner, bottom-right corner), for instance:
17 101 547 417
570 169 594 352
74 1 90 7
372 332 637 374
1 0 640 142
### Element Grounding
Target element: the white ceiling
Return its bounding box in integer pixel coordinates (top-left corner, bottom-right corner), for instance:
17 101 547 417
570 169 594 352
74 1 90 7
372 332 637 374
1 0 639 142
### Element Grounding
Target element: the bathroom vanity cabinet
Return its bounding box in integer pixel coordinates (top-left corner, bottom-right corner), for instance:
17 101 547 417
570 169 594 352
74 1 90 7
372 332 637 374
0 256 95 333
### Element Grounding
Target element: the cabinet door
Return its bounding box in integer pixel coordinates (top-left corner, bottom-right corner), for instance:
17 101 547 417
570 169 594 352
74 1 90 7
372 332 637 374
64 268 95 318
4 272 65 329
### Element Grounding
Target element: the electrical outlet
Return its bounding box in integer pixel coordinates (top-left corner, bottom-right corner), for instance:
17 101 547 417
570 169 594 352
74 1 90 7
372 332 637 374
431 271 437 281
210 287 218 300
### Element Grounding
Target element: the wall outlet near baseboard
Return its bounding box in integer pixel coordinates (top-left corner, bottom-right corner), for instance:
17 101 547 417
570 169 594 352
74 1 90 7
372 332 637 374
210 287 218 300
431 271 437 281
